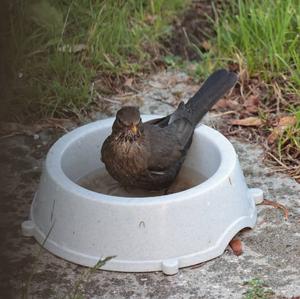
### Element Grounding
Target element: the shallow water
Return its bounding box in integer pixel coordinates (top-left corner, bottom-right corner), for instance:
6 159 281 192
77 166 207 197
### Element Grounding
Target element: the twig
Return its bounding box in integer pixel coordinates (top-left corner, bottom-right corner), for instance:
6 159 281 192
210 111 238 117
266 152 290 170
258 199 289 220
96 92 121 104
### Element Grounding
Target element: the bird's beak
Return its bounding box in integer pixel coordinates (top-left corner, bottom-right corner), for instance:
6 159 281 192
130 125 138 135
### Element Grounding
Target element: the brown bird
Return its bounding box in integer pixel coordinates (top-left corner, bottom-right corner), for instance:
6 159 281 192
101 69 237 191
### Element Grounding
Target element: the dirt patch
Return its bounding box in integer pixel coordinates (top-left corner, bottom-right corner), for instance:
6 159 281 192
163 0 217 60
163 0 233 60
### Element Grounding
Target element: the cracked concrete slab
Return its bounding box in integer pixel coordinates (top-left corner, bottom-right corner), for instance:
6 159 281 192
1 71 299 299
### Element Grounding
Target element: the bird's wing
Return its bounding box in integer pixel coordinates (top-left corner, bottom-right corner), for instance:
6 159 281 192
144 117 193 172
144 101 191 128
144 115 171 127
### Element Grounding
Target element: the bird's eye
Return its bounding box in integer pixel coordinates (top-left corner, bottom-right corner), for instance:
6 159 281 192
117 118 130 128
116 118 125 128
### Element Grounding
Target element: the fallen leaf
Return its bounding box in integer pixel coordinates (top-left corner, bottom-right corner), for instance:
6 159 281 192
229 239 243 256
244 94 259 113
226 100 240 110
124 78 133 87
212 99 228 110
267 128 280 144
230 117 262 127
259 199 289 220
278 115 297 127
267 115 297 144
213 99 239 110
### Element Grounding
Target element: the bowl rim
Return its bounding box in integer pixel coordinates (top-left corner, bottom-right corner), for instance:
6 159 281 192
45 116 237 205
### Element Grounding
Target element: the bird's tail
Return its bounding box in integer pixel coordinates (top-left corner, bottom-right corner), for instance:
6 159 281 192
185 69 238 125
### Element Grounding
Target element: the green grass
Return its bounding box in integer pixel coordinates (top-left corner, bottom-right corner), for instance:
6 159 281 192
7 0 187 118
213 0 300 86
165 0 300 91
192 0 300 172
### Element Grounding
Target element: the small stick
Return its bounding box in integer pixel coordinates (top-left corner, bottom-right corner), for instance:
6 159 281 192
258 199 289 220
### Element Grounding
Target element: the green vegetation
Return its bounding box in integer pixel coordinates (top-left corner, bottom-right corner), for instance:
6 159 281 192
213 0 300 86
243 278 274 299
198 0 299 176
7 0 187 118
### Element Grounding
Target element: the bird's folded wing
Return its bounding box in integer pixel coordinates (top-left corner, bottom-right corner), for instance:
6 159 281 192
144 119 193 172
144 115 170 127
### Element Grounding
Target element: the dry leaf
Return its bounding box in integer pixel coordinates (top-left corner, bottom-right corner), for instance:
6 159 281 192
267 128 280 144
230 117 262 127
212 99 227 110
226 100 240 110
124 78 133 87
278 116 297 127
229 239 243 256
267 115 297 144
213 99 239 110
244 95 259 113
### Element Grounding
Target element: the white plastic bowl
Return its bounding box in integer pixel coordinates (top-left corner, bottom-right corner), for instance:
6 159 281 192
22 116 263 274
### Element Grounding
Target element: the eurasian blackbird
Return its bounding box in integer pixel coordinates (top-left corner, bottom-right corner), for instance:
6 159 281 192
101 69 238 191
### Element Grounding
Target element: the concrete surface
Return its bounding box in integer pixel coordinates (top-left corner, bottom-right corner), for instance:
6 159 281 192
0 71 299 299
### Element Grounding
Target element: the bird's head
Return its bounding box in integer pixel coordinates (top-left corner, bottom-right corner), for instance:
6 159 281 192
112 106 144 142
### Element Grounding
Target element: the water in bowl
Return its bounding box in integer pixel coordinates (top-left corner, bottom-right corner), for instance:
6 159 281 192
77 166 207 197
